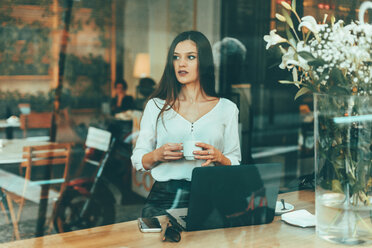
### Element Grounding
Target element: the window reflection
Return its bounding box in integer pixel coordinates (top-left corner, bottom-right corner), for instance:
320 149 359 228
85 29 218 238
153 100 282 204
0 0 366 244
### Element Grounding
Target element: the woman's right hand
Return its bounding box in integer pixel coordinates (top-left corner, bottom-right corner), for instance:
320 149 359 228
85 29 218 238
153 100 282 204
154 143 183 162
142 143 183 170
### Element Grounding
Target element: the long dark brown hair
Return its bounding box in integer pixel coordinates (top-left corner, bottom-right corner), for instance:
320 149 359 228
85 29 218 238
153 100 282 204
149 30 217 123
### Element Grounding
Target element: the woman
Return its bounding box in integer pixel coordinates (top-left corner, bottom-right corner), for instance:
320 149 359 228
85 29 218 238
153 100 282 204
110 79 135 115
131 31 241 217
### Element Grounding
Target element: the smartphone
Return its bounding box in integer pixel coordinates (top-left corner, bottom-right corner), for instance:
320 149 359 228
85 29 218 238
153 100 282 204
138 217 162 233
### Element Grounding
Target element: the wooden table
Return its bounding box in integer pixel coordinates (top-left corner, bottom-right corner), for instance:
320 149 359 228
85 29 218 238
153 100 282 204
0 120 20 128
0 139 50 164
2 190 368 248
0 138 52 238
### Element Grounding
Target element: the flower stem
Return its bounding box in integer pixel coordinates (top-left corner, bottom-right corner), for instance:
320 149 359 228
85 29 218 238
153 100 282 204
291 10 305 39
325 208 344 233
357 213 372 234
291 10 301 24
286 41 297 51
290 26 301 42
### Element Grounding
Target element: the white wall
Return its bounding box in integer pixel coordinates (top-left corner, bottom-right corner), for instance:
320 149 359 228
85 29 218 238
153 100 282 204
196 0 221 45
148 0 168 84
123 0 150 95
122 0 221 94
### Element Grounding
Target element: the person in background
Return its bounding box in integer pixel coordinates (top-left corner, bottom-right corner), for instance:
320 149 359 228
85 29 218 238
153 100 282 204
135 77 156 110
131 30 241 217
110 79 135 115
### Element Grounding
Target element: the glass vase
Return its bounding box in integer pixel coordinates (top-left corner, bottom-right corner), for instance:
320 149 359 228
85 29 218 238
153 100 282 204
314 93 372 245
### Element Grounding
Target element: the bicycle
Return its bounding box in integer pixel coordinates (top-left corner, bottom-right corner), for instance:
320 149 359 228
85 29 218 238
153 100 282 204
53 137 118 232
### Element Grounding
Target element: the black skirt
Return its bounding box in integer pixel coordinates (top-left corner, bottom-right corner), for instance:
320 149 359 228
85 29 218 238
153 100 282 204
141 180 191 218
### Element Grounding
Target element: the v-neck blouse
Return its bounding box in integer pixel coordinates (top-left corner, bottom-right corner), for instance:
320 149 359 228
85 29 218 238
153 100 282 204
170 98 221 124
131 97 241 182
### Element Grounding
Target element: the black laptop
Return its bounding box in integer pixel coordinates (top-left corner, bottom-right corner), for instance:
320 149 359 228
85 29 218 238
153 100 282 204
166 163 282 231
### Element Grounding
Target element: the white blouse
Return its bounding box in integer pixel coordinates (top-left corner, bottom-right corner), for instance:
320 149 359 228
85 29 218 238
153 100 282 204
131 97 241 182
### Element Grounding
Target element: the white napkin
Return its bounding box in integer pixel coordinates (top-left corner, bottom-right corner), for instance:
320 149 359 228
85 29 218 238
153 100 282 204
7 116 19 124
281 209 315 228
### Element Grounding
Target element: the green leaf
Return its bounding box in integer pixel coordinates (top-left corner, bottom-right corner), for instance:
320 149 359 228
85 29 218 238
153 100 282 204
294 87 311 100
308 58 326 67
285 26 296 47
282 9 294 30
331 15 336 26
292 0 296 12
330 68 346 86
302 83 317 93
297 51 326 68
279 80 301 85
328 86 349 95
298 51 316 61
332 179 344 193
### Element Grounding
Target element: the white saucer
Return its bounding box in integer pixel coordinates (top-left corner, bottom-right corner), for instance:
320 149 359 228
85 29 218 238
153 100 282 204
275 201 294 215
281 210 315 227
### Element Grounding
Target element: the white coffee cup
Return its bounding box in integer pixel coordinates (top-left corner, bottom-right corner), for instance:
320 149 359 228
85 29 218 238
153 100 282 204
183 140 202 160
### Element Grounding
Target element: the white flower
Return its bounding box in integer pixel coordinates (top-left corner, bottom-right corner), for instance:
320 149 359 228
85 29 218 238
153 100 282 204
298 16 322 37
264 5 372 96
275 13 286 22
281 1 292 11
332 20 344 30
279 46 295 69
263 29 287 49
279 41 311 71
297 41 311 53
292 67 300 88
361 24 372 37
332 22 355 45
286 59 310 71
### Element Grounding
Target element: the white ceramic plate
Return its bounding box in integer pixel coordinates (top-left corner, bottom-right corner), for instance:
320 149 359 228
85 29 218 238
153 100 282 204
275 201 294 215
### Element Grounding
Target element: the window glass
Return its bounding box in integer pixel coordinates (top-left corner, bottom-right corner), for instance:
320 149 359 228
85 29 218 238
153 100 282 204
0 0 365 244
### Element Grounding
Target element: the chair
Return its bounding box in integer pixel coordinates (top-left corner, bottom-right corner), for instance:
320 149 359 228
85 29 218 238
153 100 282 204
0 190 11 225
2 143 72 240
73 126 112 178
20 112 53 141
18 103 31 115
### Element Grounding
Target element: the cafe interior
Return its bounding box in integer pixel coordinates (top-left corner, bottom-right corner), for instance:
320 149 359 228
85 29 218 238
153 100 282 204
0 0 371 247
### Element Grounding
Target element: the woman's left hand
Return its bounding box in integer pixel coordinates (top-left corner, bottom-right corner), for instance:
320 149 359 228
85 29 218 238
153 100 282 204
193 142 225 166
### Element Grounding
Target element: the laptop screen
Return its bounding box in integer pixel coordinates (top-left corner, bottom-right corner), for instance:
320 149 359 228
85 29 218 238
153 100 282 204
185 163 282 231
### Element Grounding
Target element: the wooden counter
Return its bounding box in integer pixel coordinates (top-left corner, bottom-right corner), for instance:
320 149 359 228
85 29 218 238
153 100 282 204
1 190 368 248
